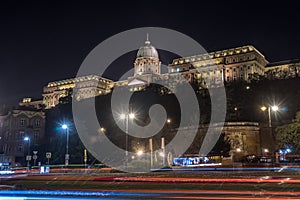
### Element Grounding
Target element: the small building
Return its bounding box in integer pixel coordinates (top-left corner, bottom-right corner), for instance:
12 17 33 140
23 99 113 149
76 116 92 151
0 107 45 167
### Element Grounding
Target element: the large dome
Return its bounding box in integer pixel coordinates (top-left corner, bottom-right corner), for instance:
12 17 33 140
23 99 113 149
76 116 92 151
137 39 159 59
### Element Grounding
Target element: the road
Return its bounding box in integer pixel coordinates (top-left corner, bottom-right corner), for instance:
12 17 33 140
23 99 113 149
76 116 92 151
1 170 300 199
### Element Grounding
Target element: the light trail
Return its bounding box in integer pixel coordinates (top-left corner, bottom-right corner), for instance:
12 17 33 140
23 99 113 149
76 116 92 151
0 189 300 199
94 176 300 184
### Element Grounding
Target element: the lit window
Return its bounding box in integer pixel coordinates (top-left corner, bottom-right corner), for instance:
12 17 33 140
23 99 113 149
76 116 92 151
20 119 25 126
176 68 180 72
34 131 39 142
35 119 41 127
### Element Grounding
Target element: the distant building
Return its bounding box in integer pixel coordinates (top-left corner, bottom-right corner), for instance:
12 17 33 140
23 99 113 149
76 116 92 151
0 108 45 167
39 39 300 108
42 75 114 109
19 98 44 110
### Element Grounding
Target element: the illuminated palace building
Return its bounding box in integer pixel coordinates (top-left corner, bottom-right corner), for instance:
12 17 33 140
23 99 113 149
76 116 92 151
35 39 300 109
21 39 300 159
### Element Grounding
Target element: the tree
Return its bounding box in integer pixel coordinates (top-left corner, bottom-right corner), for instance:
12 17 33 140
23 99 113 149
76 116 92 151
276 111 300 153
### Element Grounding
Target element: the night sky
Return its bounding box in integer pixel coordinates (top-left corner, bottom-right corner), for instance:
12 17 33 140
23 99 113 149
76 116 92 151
0 1 299 106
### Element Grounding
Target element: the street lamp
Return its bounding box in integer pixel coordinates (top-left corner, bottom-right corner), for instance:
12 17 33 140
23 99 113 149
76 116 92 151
62 124 70 166
120 112 135 169
260 105 280 157
260 105 279 127
136 150 143 156
24 137 30 167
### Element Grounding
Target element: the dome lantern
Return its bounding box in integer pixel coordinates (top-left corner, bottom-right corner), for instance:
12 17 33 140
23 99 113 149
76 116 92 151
136 34 159 59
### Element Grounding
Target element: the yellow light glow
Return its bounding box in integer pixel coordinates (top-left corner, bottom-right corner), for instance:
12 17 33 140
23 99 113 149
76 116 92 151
260 106 267 111
264 149 269 153
129 113 135 119
137 150 143 156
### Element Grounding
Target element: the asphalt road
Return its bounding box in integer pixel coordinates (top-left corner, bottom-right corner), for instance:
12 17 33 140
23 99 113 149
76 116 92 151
1 171 300 199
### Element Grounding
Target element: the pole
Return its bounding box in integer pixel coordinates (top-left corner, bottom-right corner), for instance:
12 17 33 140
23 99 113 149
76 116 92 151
268 106 272 128
149 138 153 168
161 137 165 166
84 149 87 173
125 115 128 170
26 139 30 168
267 106 276 154
65 128 69 166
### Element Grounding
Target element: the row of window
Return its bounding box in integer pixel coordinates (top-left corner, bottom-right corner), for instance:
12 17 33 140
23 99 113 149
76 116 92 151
1 131 39 140
172 65 254 74
19 118 41 127
225 55 253 64
226 74 251 81
138 68 158 73
2 144 26 153
226 66 252 73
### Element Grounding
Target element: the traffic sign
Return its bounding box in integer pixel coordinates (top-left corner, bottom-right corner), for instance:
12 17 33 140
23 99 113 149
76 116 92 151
46 152 51 159
33 155 37 160
26 155 32 161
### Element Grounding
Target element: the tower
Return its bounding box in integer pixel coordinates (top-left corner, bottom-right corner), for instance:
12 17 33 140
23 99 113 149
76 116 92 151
134 34 161 76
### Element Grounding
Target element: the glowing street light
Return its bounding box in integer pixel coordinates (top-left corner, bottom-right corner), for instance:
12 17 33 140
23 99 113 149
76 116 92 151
62 124 70 166
260 105 280 156
136 150 143 156
129 113 135 119
271 105 279 111
260 105 280 127
264 148 269 153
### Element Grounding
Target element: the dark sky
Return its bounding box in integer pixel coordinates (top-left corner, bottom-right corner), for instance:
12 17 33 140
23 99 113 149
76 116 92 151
0 1 299 106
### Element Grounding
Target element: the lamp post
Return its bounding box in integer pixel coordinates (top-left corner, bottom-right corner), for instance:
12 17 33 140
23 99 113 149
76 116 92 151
24 137 30 168
260 105 279 157
62 124 70 166
260 105 279 128
120 113 135 169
